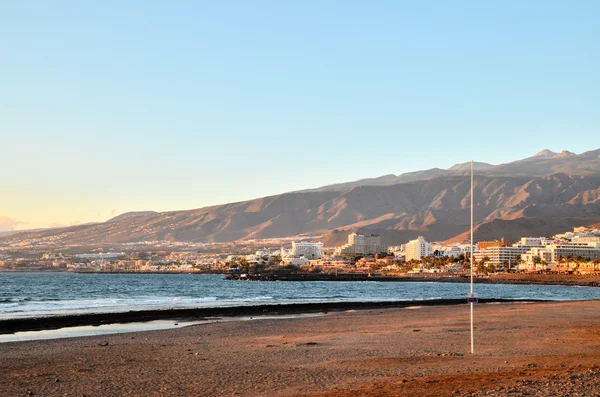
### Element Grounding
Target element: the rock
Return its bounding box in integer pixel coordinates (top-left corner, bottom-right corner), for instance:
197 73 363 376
99 341 109 346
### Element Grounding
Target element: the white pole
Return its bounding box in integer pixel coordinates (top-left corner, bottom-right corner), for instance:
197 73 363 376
470 160 474 354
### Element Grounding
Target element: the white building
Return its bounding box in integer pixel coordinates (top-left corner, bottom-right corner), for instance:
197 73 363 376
291 242 324 259
334 233 387 256
474 246 530 268
519 242 600 271
405 236 430 261
429 243 475 257
474 237 548 267
519 247 554 271
281 256 310 266
518 237 550 246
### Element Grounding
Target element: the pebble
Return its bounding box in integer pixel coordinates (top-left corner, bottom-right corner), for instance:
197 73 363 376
462 369 600 397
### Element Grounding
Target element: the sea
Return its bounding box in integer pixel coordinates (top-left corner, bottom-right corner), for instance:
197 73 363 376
2 272 600 320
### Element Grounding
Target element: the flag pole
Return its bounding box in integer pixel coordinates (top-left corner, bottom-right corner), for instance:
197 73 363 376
470 159 474 354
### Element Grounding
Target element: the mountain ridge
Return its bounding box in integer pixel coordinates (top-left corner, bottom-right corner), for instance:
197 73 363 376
3 148 600 246
299 148 600 193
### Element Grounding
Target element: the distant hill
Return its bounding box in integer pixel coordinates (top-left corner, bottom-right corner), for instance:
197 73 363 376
107 211 159 223
3 148 600 246
0 228 50 238
0 231 19 238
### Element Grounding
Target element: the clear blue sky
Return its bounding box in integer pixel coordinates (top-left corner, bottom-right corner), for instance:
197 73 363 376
1 1 599 229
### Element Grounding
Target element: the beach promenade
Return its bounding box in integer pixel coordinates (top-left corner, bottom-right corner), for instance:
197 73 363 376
1 300 600 396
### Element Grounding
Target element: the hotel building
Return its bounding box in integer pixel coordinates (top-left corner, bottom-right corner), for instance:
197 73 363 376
474 237 549 267
334 233 387 256
291 242 324 259
405 236 430 261
519 242 600 271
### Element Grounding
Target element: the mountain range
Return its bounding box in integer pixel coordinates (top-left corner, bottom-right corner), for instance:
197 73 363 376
4 148 600 247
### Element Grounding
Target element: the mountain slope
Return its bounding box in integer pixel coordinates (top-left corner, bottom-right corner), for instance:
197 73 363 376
448 161 495 171
5 171 600 246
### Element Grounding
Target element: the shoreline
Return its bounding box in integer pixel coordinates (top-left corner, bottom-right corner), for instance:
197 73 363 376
3 270 600 287
226 272 600 286
0 298 548 335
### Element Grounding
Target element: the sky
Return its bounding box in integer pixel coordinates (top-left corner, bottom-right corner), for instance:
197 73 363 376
1 1 599 230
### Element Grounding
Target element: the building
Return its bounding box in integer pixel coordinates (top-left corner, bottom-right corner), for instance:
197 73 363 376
334 233 387 256
518 237 549 246
405 236 430 261
574 226 595 234
519 242 600 271
291 242 324 259
474 237 548 267
571 236 600 244
519 247 554 271
281 256 310 266
477 238 508 250
474 246 529 268
429 243 476 257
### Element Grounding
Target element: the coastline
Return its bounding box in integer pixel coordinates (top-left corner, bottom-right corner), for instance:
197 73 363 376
0 298 547 335
3 270 600 287
226 272 600 287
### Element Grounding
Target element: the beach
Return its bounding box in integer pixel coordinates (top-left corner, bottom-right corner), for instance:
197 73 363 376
1 300 600 396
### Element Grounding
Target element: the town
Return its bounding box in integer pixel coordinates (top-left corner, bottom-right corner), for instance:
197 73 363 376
1 225 599 276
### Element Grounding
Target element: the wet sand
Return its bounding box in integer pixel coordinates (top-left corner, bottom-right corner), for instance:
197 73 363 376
0 298 535 334
1 300 600 396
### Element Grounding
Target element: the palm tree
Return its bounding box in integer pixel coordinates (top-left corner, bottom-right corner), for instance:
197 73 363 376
512 255 521 272
593 258 600 271
476 260 486 274
559 255 572 273
574 256 585 274
460 254 470 272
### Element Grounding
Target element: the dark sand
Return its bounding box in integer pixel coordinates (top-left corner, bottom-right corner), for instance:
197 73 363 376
1 301 600 396
0 299 535 334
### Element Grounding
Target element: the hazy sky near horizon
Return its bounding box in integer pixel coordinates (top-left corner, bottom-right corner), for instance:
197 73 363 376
1 1 599 230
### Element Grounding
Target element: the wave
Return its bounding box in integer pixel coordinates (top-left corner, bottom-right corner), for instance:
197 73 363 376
0 296 220 315
0 297 32 304
228 296 273 302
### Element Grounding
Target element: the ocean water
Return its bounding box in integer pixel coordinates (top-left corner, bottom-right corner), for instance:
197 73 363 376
1 272 599 320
